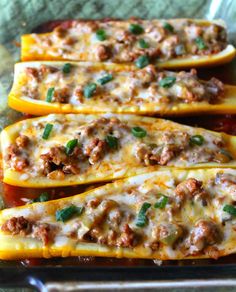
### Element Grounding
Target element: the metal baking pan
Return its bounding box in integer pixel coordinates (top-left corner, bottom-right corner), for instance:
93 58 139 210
1 0 236 290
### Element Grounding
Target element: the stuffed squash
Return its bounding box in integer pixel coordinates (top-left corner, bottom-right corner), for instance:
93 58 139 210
21 19 236 68
0 168 236 260
8 61 236 116
1 113 236 188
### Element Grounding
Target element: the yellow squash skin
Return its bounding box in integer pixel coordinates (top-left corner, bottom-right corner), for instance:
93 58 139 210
0 168 236 260
1 114 236 188
8 61 236 116
21 19 236 68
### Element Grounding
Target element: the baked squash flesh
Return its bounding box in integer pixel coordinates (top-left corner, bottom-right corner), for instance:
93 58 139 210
1 113 236 188
8 61 236 116
0 168 236 260
21 19 236 68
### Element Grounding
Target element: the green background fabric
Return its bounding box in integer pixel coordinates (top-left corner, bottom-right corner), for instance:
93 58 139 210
0 0 236 291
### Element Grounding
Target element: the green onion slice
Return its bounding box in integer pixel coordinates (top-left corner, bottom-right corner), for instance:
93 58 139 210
46 87 55 102
163 22 174 33
195 37 207 50
159 76 176 88
97 74 113 85
136 202 151 227
62 63 71 74
129 23 144 35
31 192 50 203
135 55 149 69
132 127 147 138
189 135 205 146
65 139 78 155
83 83 97 98
42 123 53 140
154 195 168 209
56 205 84 222
223 204 236 216
96 29 106 41
105 135 118 149
138 38 149 49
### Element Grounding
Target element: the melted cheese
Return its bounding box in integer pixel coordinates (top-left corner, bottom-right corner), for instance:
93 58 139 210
0 168 236 260
21 19 236 68
1 113 236 187
8 61 236 116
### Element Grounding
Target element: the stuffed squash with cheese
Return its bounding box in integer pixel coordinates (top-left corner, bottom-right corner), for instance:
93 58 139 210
0 168 236 260
8 61 236 116
21 19 236 68
1 113 236 188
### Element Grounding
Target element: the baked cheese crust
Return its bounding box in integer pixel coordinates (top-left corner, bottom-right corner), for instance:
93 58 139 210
1 113 236 187
0 169 236 260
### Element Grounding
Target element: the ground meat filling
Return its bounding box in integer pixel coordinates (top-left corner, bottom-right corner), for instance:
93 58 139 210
43 20 227 62
188 220 222 254
52 87 70 103
135 131 190 166
160 69 225 104
22 64 225 105
84 138 107 165
0 174 230 257
215 172 236 200
1 216 51 245
149 223 184 250
32 223 51 245
83 199 138 248
6 135 30 171
1 216 32 235
40 145 82 176
175 178 209 206
40 117 128 178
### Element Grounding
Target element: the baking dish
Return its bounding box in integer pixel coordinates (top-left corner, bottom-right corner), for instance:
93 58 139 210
1 0 236 291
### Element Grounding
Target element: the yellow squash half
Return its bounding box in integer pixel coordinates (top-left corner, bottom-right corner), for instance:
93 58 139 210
0 168 235 260
1 113 236 187
8 61 236 116
21 19 236 68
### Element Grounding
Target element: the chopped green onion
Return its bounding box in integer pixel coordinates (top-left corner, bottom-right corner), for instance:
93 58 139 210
56 205 84 222
159 76 176 88
189 135 205 146
42 123 53 140
163 22 174 33
195 37 207 50
46 87 54 102
136 202 151 227
135 55 149 69
132 127 147 138
138 38 149 49
65 139 78 155
32 192 49 203
83 83 97 98
97 74 113 85
106 135 118 149
96 29 106 41
62 63 71 74
219 149 233 160
129 23 144 35
154 195 168 209
223 204 236 216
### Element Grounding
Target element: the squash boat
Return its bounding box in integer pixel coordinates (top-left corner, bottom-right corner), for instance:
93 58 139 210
0 168 236 260
1 113 236 188
8 61 236 116
21 19 236 68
